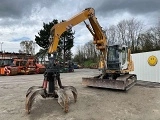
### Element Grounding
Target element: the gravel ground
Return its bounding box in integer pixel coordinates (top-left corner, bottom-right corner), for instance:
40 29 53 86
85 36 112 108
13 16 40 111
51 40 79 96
0 69 160 120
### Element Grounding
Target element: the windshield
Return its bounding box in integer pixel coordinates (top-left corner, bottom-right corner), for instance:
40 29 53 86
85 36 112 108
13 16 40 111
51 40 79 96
107 46 119 62
0 59 12 66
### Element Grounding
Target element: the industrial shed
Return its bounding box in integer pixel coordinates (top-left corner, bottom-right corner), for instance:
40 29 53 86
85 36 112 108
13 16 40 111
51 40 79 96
130 50 160 83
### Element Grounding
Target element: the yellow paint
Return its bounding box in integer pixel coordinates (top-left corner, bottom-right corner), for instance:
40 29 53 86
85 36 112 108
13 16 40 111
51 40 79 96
148 55 158 66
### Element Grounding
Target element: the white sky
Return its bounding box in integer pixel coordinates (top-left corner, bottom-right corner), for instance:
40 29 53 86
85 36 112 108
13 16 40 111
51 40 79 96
0 0 159 55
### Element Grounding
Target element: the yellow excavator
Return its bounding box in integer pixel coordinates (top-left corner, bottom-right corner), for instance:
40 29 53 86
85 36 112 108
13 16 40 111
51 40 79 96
25 8 137 114
48 7 137 90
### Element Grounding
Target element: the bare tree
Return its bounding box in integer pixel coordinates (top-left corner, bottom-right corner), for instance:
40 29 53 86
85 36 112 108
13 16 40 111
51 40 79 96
106 25 117 45
126 18 143 51
149 19 160 49
137 18 160 52
116 20 128 45
20 40 36 55
137 32 155 52
73 45 85 64
107 18 143 52
83 41 98 61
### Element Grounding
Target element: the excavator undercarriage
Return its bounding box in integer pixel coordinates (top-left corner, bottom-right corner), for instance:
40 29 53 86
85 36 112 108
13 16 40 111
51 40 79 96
82 73 137 90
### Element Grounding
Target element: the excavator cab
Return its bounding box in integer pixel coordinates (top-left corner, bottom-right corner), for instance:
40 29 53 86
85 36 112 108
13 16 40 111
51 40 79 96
107 45 128 70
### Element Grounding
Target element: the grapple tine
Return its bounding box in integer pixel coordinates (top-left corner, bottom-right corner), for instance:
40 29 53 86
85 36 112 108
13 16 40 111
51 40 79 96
25 89 46 114
64 96 69 113
55 89 69 113
71 91 77 103
26 86 43 97
62 86 78 103
64 86 78 102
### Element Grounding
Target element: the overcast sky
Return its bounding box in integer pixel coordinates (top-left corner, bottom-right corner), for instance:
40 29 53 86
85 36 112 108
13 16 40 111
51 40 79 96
0 0 160 54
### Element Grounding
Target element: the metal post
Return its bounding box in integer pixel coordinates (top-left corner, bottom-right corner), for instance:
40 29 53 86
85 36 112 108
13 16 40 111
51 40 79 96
0 42 3 65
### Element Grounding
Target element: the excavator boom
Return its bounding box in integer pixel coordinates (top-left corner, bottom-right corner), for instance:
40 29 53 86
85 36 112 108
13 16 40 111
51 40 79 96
48 8 107 67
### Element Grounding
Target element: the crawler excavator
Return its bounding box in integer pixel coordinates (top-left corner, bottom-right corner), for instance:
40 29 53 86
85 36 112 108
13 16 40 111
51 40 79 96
25 8 137 113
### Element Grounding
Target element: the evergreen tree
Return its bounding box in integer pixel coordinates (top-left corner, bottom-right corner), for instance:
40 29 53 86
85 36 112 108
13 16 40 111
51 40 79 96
60 27 74 64
35 19 58 49
35 19 74 64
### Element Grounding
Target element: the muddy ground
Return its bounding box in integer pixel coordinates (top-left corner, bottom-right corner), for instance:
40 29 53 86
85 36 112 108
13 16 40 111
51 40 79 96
0 69 160 120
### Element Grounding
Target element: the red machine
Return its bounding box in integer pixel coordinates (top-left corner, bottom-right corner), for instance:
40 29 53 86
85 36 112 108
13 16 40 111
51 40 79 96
35 63 46 74
0 59 18 76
